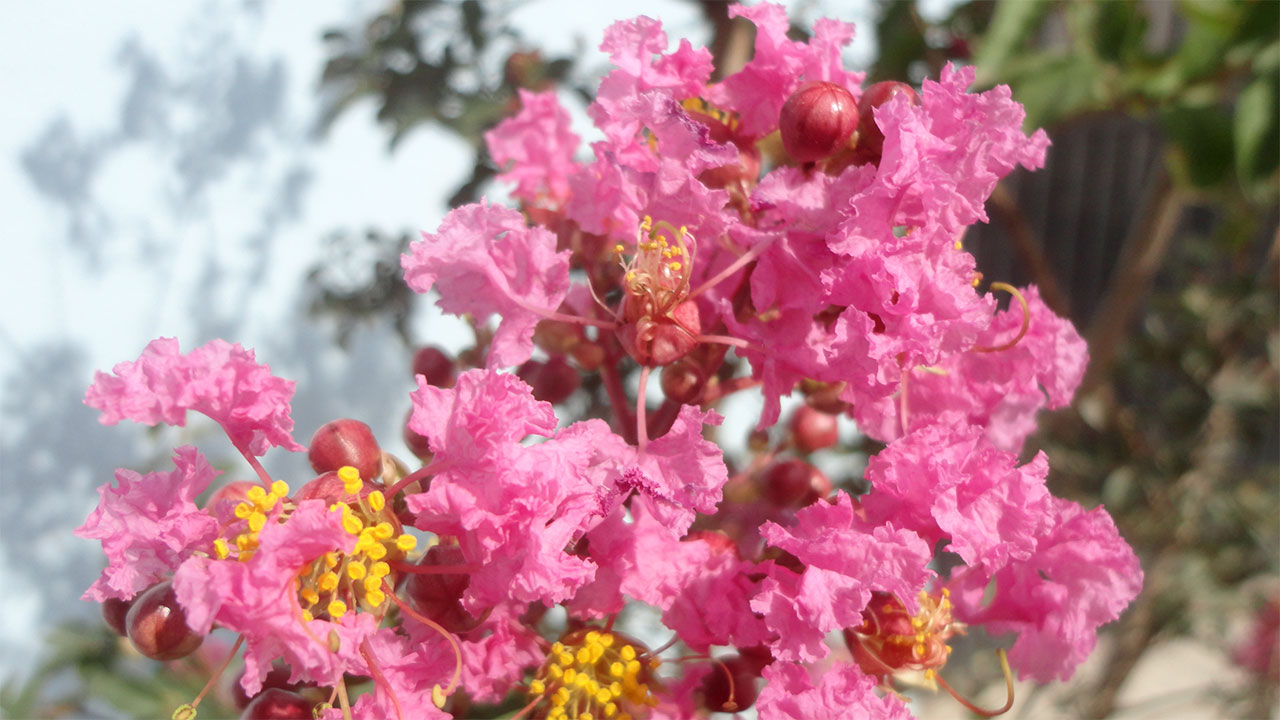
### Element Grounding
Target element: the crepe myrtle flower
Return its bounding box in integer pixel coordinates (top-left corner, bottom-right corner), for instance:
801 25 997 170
78 4 1145 719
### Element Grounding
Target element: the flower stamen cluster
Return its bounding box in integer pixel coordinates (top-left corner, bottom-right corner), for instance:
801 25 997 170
527 630 659 720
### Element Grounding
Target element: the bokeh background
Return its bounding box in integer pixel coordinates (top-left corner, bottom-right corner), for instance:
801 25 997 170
1 1 1275 718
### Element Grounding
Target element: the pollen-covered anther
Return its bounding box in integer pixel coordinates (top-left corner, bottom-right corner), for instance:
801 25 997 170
528 629 656 719
846 589 964 689
225 479 291 561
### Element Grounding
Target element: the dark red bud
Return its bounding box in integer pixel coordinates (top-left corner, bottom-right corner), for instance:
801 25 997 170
403 409 433 462
404 545 477 634
239 688 314 720
761 460 832 507
517 356 581 404
125 581 203 661
779 81 859 163
700 655 762 712
232 662 306 710
790 406 839 452
685 529 740 558
308 419 382 481
660 358 706 405
412 346 456 388
855 81 920 165
101 596 133 636
698 143 762 190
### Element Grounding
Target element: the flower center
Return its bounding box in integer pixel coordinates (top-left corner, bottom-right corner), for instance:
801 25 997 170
527 629 660 720
616 215 694 321
848 589 962 686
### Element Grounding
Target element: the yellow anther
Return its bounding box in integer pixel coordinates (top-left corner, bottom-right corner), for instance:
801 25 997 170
563 668 577 684
529 679 546 695
589 644 604 663
367 490 385 512
374 522 394 540
575 673 591 689
371 561 391 577
320 571 339 592
365 588 386 606
552 642 565 655
342 514 363 535
270 480 289 497
324 551 340 568
338 465 360 484
396 534 417 552
432 685 446 709
213 538 229 559
327 599 348 618
234 502 252 519
620 645 636 661
300 587 320 604
614 244 625 254
301 609 314 622
668 261 682 271
366 543 387 561
248 511 267 533
347 562 367 580
577 647 591 665
604 703 618 718
610 662 624 678
246 486 266 503
609 681 623 696
556 686 572 704
600 633 615 648
549 664 564 679
235 534 253 551
626 660 641 676
595 688 613 704
558 652 574 667
581 713 594 720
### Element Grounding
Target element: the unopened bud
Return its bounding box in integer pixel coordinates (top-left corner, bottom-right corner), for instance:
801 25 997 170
779 82 859 163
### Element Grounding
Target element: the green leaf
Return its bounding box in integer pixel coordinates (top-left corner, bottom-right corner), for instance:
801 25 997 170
1234 72 1280 188
973 0 1052 88
1161 105 1234 187
995 52 1101 128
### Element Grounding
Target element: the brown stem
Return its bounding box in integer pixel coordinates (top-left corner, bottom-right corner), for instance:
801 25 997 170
987 182 1072 317
1080 171 1184 393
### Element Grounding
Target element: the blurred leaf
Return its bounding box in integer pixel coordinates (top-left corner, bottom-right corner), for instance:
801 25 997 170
1093 1 1148 63
996 52 1100 128
1234 72 1280 190
973 0 1051 87
462 0 485 51
1161 104 1234 187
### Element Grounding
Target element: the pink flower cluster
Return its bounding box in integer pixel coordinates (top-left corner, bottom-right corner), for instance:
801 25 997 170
78 5 1141 719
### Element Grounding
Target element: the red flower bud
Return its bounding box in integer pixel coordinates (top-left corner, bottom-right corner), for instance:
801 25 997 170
779 81 859 163
307 419 382 481
760 459 832 507
126 581 203 661
239 688 314 719
790 405 839 452
402 409 433 463
404 544 478 634
232 662 308 710
617 300 701 367
101 595 133 636
412 346 456 388
855 81 920 165
660 358 706 404
517 356 581 404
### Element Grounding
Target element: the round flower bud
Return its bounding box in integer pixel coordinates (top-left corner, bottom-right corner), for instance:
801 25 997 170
125 581 203 661
618 300 702 367
779 81 859 163
403 409 433 462
760 459 832 508
789 405 839 452
239 688 314 719
308 419 382 481
660 358 706 405
855 81 920 165
517 356 581 405
412 346 456 388
101 596 133 637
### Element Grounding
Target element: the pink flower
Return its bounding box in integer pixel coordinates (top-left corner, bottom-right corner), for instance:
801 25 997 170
407 369 558 463
856 285 1089 452
860 423 1054 572
76 446 220 602
332 628 452 720
661 531 771 652
441 604 545 703
402 201 570 368
752 494 933 662
84 337 304 455
756 661 911 720
948 496 1143 682
173 500 371 695
484 89 580 208
625 405 729 535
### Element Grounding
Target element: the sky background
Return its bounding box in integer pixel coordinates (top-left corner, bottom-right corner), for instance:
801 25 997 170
0 0 911 685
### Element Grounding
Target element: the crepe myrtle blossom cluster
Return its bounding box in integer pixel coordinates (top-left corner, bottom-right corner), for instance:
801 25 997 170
77 5 1143 719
